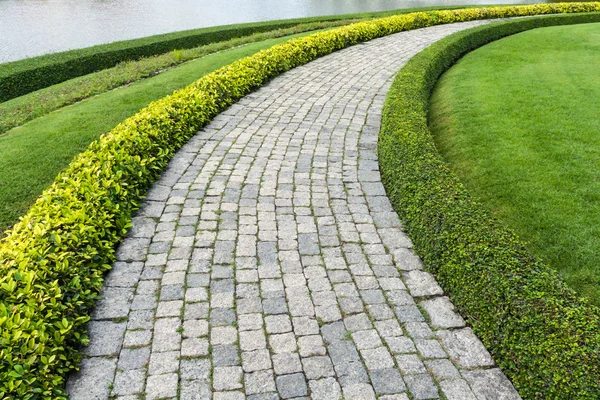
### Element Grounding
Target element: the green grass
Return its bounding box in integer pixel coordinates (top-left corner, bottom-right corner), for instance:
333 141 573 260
0 20 359 134
0 4 486 102
429 22 600 304
0 30 319 236
0 4 494 133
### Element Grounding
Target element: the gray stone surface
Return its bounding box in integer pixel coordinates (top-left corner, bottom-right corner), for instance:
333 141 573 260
419 297 466 328
437 328 495 368
67 19 520 400
462 369 522 400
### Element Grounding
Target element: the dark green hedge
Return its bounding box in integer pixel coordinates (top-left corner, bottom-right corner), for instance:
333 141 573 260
0 5 475 103
379 13 600 399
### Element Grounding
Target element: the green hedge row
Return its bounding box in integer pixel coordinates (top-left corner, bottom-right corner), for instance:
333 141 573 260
0 4 473 103
1 3 600 398
0 17 339 102
379 12 600 400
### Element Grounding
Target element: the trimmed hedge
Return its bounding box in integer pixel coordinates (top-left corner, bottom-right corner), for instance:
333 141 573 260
379 12 600 400
1 3 600 398
0 17 335 102
0 4 476 103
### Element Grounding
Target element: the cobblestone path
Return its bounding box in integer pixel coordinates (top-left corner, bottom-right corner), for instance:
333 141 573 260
67 21 522 400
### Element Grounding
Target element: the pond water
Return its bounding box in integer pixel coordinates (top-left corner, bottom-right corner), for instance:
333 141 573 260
0 0 557 63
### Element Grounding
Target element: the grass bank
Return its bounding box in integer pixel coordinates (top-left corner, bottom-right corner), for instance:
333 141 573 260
0 31 318 236
0 4 479 102
429 22 600 304
0 20 358 135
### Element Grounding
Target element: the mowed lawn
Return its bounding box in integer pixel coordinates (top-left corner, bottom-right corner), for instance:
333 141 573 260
0 31 317 236
429 23 600 305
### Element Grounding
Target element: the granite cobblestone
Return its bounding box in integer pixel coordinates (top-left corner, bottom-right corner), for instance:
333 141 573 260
67 20 521 400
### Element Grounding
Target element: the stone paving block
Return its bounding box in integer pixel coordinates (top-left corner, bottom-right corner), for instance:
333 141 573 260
245 370 277 395
328 341 361 365
370 368 406 394
379 395 410 400
436 328 494 368
211 325 238 345
361 346 395 370
273 352 303 375
292 316 320 336
265 314 292 334
180 380 211 399
391 248 423 270
83 321 126 356
375 319 403 337
302 356 335 380
183 319 209 337
396 354 427 375
123 329 152 347
309 377 343 399
404 374 439 399
343 383 377 400
419 297 466 329
148 350 180 375
242 348 271 372
213 344 240 367
213 366 243 391
92 287 134 320
213 392 245 400
344 313 372 332
415 339 447 359
440 379 478 400
185 302 210 320
118 346 150 370
66 357 117 400
394 305 425 323
112 369 146 396
116 237 151 261
298 334 326 357
270 332 297 353
180 357 211 381
404 322 435 339
352 329 382 350
181 337 209 356
240 329 267 351
403 270 443 298
424 359 461 381
276 373 308 398
146 372 179 399
211 308 237 326
462 369 521 400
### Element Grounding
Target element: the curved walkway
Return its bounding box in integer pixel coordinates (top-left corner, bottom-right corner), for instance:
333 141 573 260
67 21 521 400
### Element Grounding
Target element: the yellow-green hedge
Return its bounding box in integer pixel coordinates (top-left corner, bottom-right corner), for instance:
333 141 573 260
1 3 599 398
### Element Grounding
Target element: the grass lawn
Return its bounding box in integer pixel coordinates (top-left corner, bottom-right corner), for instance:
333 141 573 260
429 22 600 304
0 30 318 236
0 20 358 135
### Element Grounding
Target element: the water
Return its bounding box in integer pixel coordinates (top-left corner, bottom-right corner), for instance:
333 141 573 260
0 0 549 63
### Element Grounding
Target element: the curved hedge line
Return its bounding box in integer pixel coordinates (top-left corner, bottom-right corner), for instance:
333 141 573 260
1 3 600 398
379 12 600 400
0 5 473 103
0 17 337 102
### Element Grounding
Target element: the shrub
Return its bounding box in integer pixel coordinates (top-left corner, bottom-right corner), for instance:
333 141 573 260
379 11 600 399
1 3 600 398
0 4 475 103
